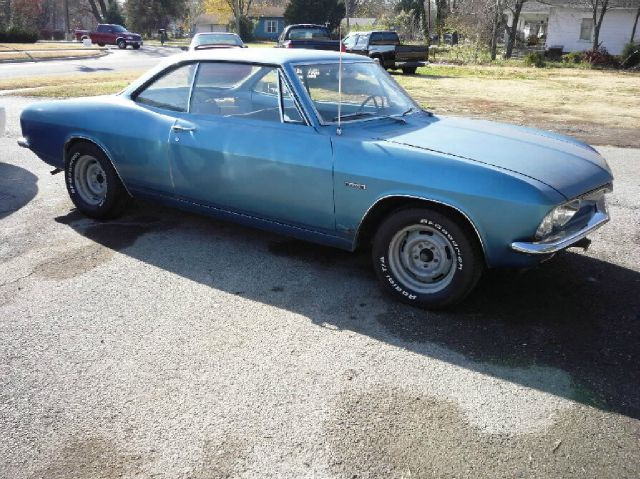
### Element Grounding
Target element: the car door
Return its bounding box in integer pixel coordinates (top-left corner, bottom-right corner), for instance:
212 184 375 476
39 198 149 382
169 61 335 234
116 63 198 196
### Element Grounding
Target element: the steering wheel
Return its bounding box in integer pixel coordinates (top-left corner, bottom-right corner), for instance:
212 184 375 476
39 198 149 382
358 94 384 113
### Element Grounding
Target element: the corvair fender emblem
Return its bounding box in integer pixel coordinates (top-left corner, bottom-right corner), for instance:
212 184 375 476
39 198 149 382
345 181 367 190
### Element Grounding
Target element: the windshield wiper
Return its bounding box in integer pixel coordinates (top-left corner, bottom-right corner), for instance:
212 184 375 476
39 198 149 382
332 111 406 124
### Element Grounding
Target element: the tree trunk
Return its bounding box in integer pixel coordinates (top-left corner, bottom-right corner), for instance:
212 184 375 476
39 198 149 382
422 0 431 61
631 5 640 43
505 0 524 58
87 0 103 23
490 0 502 60
592 0 609 51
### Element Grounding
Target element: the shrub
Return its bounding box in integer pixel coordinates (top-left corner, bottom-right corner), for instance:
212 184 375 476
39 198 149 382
39 29 65 40
0 27 38 43
583 47 619 68
523 51 545 67
621 42 640 68
562 51 584 64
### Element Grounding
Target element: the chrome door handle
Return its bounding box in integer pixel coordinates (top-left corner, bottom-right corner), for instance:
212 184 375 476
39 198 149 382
172 125 196 132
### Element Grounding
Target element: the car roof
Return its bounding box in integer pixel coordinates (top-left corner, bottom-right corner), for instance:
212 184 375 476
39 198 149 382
179 48 370 66
346 31 398 36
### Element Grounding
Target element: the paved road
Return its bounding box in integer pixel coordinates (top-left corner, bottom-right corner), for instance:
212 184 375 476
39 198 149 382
1 99 640 478
0 46 180 80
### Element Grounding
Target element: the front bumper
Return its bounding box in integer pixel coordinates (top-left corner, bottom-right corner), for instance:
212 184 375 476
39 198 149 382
511 210 609 254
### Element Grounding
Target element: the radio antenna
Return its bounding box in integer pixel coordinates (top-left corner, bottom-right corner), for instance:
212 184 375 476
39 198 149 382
337 24 343 136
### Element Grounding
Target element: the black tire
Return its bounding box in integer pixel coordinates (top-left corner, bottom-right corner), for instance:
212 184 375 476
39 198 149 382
402 67 417 75
372 207 484 309
97 42 104 47
132 44 140 50
65 142 131 219
117 39 127 49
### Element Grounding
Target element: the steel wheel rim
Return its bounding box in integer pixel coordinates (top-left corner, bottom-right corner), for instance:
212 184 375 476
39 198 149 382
388 224 456 294
73 155 107 206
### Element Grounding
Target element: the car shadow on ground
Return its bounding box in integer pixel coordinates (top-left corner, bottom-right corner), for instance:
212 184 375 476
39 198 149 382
0 162 38 220
55 201 640 420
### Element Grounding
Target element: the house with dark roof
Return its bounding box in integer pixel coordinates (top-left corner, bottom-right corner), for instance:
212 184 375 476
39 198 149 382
250 5 286 41
505 0 640 54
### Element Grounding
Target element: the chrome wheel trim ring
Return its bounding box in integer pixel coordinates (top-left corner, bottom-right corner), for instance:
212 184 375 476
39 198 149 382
388 224 456 294
73 155 107 206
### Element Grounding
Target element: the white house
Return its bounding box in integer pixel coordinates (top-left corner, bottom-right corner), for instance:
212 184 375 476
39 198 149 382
192 13 231 34
506 0 640 55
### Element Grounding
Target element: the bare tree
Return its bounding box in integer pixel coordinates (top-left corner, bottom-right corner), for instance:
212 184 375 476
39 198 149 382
504 0 526 58
584 0 610 51
632 2 640 43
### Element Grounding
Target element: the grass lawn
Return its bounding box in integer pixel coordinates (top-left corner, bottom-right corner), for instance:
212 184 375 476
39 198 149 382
395 64 640 147
0 42 92 51
3 63 638 146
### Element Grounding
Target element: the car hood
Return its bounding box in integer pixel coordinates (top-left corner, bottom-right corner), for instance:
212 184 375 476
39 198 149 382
382 116 612 199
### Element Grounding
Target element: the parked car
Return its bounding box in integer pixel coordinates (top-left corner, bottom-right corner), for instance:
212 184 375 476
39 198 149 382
189 32 245 51
18 49 613 308
343 30 427 74
277 24 342 51
75 24 143 49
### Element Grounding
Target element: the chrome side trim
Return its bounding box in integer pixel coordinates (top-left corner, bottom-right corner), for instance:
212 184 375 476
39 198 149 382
17 137 30 148
511 211 610 255
63 136 132 197
354 194 488 260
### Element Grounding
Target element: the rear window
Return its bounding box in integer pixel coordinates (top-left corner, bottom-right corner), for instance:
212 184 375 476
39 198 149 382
369 32 400 45
288 27 330 41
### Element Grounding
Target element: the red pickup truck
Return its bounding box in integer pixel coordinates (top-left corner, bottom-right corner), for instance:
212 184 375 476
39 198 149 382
75 24 143 49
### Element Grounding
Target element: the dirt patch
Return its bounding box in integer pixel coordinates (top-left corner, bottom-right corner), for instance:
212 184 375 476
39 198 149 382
191 437 250 479
326 388 640 478
28 437 142 479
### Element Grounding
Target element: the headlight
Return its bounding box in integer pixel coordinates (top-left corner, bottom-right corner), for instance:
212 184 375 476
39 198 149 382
535 200 581 240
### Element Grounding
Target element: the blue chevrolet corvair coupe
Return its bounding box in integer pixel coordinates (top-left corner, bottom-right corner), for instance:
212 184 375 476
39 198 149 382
18 49 613 308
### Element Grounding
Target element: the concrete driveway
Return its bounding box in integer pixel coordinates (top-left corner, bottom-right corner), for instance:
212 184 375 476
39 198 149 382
1 98 639 478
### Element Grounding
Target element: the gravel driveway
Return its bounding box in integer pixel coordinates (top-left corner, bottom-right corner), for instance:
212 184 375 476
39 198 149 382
1 98 639 478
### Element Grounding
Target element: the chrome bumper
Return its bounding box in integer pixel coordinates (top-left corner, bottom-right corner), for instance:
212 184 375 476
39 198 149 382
17 137 30 148
511 211 610 255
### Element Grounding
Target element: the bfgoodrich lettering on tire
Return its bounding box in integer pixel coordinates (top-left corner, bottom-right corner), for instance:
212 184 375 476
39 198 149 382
372 207 484 308
65 142 131 219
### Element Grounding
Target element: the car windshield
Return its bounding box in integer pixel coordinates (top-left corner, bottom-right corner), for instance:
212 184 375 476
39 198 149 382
289 28 330 40
294 62 418 123
194 34 241 47
112 25 127 33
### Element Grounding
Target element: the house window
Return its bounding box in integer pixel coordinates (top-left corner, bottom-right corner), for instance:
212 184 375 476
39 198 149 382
579 18 593 41
266 20 278 34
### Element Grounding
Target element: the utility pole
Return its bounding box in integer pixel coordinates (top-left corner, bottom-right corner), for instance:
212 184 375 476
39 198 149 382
345 0 350 32
64 0 70 39
235 0 240 35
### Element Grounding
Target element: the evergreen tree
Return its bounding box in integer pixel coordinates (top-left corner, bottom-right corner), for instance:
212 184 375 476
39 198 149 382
284 0 346 33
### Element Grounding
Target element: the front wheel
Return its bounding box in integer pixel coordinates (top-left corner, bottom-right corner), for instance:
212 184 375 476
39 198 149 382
132 44 140 50
372 208 484 308
117 39 127 49
402 67 417 75
65 142 131 219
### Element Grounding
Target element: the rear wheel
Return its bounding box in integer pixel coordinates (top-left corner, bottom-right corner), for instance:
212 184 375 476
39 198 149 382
402 67 417 75
65 142 131 219
97 42 104 47
117 39 127 49
372 207 484 308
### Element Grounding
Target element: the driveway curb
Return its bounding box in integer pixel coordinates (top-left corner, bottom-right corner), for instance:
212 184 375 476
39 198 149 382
0 50 110 64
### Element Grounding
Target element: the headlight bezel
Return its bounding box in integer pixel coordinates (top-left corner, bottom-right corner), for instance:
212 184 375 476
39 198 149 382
535 200 581 240
534 185 611 242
